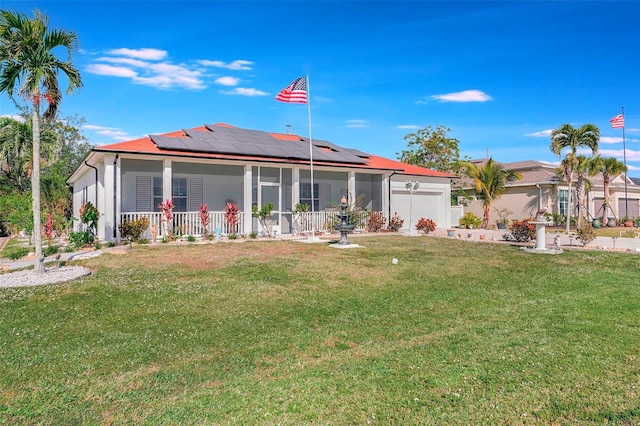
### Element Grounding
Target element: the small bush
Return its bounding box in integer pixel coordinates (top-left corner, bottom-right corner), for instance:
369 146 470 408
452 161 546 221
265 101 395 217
228 233 238 240
367 212 387 232
68 231 94 250
136 238 150 244
459 212 482 229
387 213 404 232
186 235 196 242
576 223 596 246
43 245 59 257
119 217 150 242
249 232 257 239
2 245 31 260
416 217 436 234
507 220 536 242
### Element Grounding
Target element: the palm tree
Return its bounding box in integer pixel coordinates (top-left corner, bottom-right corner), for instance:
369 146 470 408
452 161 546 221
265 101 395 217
550 123 600 233
572 155 599 228
462 158 522 229
0 9 82 273
595 156 627 223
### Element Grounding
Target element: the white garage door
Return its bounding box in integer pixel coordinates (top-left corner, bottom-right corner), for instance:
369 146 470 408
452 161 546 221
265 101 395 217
391 190 444 231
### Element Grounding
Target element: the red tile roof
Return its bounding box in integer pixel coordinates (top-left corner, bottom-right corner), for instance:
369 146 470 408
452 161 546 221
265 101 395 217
94 123 454 178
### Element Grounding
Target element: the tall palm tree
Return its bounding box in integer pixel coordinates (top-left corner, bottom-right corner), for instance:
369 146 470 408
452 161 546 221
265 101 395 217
595 156 627 223
550 123 600 233
0 9 82 273
462 158 522 228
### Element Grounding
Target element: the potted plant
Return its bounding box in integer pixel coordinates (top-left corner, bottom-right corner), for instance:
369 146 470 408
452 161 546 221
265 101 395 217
494 207 512 230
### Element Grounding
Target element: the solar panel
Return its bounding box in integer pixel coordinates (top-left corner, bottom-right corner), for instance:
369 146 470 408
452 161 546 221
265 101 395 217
151 125 369 164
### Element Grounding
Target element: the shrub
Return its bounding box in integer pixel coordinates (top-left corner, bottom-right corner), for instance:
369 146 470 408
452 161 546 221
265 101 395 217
79 202 99 235
2 245 30 260
459 212 482 229
225 199 240 233
228 233 238 240
387 213 404 232
416 217 436 234
186 235 196 242
576 223 596 246
68 230 94 250
43 245 59 257
367 211 386 232
119 217 150 242
507 220 536 242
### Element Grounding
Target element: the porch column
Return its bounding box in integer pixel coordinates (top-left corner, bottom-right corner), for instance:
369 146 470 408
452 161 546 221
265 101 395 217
103 154 116 241
382 172 391 219
243 165 253 234
162 159 172 203
292 167 300 206
348 171 356 203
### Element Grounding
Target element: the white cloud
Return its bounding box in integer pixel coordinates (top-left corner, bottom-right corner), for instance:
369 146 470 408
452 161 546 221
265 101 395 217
198 59 253 70
526 130 552 137
106 48 167 61
87 50 207 90
396 125 420 129
215 76 240 86
87 50 258 91
346 119 368 128
598 149 640 162
86 64 138 78
222 87 268 96
431 89 492 103
82 124 137 143
600 136 624 144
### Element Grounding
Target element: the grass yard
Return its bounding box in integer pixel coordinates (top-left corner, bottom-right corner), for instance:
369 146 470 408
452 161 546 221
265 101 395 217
1 236 639 425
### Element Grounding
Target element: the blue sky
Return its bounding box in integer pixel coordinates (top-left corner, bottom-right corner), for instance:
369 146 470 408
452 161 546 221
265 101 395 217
2 1 639 172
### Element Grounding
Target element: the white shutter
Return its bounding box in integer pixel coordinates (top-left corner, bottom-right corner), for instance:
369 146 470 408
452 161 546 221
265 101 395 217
189 178 203 211
136 176 152 211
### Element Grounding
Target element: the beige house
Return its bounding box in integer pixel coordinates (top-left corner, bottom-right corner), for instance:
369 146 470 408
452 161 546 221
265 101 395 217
459 159 640 227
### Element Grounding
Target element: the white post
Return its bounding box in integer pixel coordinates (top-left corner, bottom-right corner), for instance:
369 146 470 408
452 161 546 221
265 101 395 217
406 181 419 235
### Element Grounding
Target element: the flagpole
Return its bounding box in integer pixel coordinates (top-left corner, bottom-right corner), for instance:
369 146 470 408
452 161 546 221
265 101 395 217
621 106 628 218
306 74 316 240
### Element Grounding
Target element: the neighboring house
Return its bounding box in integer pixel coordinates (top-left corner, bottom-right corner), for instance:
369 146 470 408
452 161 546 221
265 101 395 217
67 123 456 241
459 159 640 227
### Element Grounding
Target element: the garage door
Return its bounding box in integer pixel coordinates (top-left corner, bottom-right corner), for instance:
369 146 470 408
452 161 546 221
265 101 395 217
391 190 444 230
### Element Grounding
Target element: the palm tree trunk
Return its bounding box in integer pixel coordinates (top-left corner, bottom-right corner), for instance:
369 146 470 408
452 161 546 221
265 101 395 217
565 181 572 234
602 181 610 224
482 204 490 229
32 107 45 274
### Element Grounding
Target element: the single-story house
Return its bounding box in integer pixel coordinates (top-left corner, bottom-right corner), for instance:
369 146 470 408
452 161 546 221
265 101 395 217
67 123 456 241
459 159 640 226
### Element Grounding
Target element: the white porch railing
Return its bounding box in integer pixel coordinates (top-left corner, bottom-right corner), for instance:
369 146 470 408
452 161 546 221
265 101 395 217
120 211 245 239
292 210 377 235
120 210 380 239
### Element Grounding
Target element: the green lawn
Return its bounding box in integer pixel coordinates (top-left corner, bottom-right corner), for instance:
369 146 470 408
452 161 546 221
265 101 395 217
1 236 639 425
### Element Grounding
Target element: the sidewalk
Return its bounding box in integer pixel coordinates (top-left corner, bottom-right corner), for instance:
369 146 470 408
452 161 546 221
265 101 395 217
429 227 640 252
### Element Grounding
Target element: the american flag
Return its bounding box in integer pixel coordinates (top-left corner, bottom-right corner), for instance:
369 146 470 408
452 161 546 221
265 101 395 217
610 114 624 129
275 77 307 104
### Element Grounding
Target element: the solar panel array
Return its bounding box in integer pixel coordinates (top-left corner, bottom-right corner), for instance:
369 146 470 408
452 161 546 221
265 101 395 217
150 125 369 165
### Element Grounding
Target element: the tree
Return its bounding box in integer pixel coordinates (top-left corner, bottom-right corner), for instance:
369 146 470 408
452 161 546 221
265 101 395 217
595 156 627 223
572 155 599 228
0 115 58 192
461 158 522 229
549 123 600 233
397 125 464 172
0 9 82 273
